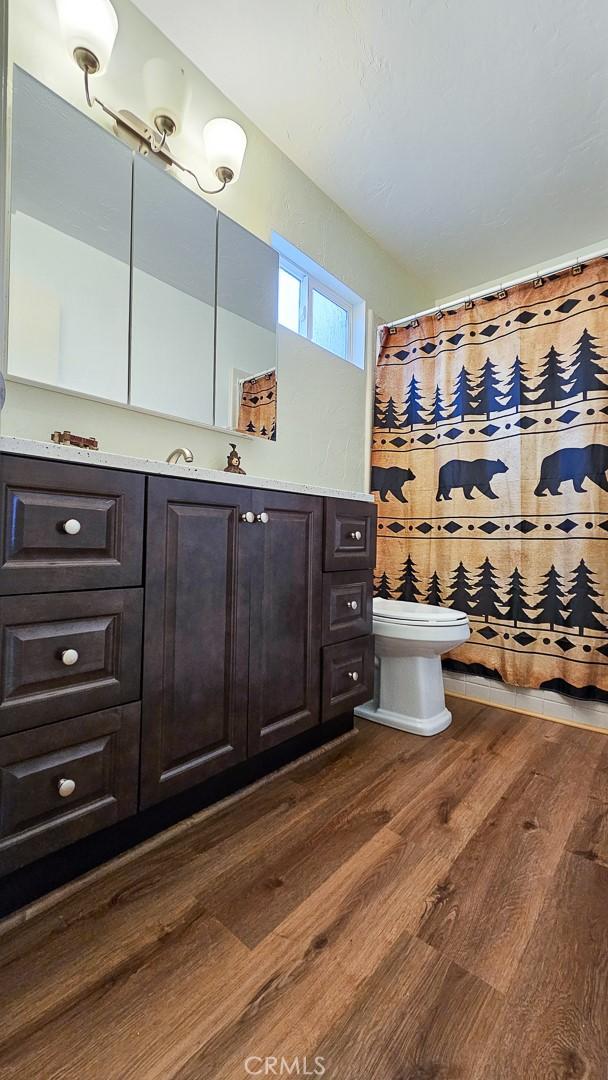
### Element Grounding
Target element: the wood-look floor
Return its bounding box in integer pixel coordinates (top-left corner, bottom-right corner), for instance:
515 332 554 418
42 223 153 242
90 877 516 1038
2 695 608 1079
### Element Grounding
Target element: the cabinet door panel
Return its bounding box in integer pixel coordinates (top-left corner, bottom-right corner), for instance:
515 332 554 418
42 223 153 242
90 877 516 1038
141 478 250 807
248 491 322 754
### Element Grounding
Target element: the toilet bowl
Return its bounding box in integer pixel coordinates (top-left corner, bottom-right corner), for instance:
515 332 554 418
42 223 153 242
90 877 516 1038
354 598 470 736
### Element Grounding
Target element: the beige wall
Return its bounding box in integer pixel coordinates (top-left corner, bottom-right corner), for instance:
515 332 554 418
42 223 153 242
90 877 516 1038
2 0 431 488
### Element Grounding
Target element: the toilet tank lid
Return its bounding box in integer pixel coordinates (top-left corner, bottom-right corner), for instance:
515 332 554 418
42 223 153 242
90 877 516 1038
373 598 469 625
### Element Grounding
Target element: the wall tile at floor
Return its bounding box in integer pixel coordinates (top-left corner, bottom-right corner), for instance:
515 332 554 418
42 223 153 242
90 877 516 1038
443 669 608 732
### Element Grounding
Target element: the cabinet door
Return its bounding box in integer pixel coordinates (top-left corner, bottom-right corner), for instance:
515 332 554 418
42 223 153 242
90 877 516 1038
248 490 322 754
140 477 251 807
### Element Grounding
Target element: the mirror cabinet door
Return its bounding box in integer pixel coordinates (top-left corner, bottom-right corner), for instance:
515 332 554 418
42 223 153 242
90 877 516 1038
130 157 216 425
8 68 131 403
215 213 278 439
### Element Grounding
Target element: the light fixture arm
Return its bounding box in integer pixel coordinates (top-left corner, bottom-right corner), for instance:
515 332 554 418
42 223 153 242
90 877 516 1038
79 66 228 195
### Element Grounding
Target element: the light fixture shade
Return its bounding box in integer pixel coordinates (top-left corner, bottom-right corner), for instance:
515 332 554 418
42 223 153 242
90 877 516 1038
56 0 118 74
203 118 247 183
143 58 191 135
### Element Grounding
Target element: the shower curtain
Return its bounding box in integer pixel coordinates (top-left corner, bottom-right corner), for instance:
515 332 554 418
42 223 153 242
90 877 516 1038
372 256 608 701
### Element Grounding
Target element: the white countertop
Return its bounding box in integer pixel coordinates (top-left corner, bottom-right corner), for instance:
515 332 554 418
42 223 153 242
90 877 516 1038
0 437 374 503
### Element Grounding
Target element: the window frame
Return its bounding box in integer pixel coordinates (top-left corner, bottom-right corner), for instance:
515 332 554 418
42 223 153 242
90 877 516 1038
273 234 363 369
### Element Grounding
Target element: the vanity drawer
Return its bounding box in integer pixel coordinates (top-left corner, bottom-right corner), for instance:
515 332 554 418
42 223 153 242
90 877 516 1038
322 636 374 720
0 454 145 595
0 589 143 735
323 499 376 571
322 570 373 645
0 703 140 875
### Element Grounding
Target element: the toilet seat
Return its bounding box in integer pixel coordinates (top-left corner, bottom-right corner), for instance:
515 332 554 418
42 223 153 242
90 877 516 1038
373 598 469 627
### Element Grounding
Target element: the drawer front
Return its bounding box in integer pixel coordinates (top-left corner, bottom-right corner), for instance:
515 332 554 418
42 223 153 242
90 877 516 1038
0 454 145 594
322 636 374 720
324 498 376 571
0 589 143 734
0 703 140 875
322 570 373 645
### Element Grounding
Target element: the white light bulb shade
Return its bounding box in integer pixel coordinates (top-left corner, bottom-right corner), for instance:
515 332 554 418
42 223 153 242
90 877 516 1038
203 118 247 183
143 58 191 134
56 0 118 74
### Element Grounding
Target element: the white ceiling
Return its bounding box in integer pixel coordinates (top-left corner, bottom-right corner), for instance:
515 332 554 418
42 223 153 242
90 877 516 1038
134 0 608 298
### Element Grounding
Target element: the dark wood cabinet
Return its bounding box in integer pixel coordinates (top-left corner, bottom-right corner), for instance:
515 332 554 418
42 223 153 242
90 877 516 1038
0 448 377 880
0 455 144 595
322 570 373 645
140 477 251 807
322 636 374 720
323 497 376 571
0 588 143 734
248 490 322 754
0 703 140 875
141 480 323 804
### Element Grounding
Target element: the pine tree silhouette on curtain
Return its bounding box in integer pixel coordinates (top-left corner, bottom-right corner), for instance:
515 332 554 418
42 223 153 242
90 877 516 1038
401 374 425 429
567 559 606 634
472 557 503 621
246 420 256 433
474 358 506 418
502 567 532 626
382 396 402 430
373 385 387 428
534 345 569 408
425 570 443 606
396 554 421 601
446 561 475 612
568 328 608 400
427 384 447 425
502 355 534 410
375 570 393 599
535 565 568 629
449 366 478 420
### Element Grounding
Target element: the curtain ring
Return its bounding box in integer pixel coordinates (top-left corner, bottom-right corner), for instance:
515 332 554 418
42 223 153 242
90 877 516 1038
572 260 583 276
464 297 474 310
435 308 444 320
533 275 544 288
496 285 507 299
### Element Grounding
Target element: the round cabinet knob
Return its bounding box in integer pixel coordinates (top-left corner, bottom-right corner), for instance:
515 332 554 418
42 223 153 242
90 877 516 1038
347 600 359 611
58 778 76 798
62 519 81 535
348 670 360 682
241 512 255 524
257 512 269 524
61 648 79 667
349 530 362 541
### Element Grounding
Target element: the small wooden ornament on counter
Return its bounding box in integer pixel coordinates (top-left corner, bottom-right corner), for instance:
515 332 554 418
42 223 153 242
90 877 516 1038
224 443 246 475
51 430 99 450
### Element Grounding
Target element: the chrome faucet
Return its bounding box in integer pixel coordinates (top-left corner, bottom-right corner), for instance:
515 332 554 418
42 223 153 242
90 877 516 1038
166 447 194 465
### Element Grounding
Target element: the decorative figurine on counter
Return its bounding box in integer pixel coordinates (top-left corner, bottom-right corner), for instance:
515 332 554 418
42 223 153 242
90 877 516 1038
224 443 246 475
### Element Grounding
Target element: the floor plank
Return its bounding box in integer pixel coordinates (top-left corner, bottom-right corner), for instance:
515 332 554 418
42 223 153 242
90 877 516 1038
474 851 608 1080
0 699 607 1079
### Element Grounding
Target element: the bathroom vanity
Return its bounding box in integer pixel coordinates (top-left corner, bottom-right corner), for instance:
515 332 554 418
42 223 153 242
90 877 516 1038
0 440 376 891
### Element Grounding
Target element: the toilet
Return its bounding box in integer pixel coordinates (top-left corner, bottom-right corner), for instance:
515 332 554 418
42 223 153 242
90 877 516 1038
354 598 470 736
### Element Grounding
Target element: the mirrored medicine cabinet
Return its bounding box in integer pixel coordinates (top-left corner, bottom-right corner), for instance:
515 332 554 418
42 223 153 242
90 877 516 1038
6 67 278 441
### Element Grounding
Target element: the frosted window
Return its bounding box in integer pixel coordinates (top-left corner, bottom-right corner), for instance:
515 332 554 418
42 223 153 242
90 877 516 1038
278 266 301 333
311 290 348 359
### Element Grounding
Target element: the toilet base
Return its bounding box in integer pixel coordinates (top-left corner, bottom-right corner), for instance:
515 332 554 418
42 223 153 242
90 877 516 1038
354 699 452 736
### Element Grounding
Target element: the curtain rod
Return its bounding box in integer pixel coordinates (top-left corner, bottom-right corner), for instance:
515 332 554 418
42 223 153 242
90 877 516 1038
386 244 608 329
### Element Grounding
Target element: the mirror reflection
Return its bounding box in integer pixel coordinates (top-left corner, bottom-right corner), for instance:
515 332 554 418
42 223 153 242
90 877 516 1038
215 214 278 437
8 68 131 402
130 156 216 425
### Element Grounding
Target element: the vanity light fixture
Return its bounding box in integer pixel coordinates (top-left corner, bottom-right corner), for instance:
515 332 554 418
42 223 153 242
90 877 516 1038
55 0 247 194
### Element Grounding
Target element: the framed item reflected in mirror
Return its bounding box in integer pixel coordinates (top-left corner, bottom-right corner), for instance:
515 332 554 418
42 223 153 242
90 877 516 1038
236 369 277 440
